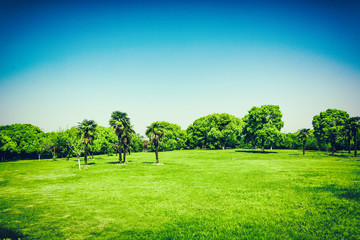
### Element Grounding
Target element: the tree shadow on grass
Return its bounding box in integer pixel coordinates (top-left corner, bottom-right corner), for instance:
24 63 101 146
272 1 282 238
312 185 360 201
235 150 278 154
0 227 25 239
87 162 96 165
107 161 123 164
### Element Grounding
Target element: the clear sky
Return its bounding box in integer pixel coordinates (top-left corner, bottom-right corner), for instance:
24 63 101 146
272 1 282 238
1 0 359 135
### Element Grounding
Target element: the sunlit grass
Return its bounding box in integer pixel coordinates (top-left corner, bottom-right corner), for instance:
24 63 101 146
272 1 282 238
1 149 359 239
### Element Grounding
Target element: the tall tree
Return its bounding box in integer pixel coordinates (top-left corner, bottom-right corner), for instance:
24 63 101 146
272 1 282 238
243 105 284 152
109 111 131 164
186 113 242 150
298 128 311 155
312 109 349 155
348 117 360 157
146 122 165 164
77 119 97 165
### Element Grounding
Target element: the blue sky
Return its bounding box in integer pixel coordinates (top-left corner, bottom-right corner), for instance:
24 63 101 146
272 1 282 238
0 0 359 135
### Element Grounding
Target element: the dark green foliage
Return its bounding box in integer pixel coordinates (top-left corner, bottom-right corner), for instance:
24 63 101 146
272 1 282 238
146 121 187 152
77 119 97 165
313 109 349 155
186 113 242 150
0 124 42 160
242 105 284 152
109 111 134 163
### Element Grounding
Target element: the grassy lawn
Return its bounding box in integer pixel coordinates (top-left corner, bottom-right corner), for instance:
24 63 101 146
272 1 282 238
1 149 360 239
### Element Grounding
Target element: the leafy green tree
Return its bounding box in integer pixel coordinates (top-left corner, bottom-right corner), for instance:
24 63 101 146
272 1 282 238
243 105 284 152
0 133 17 161
312 109 349 155
130 133 145 152
34 133 52 160
298 129 311 155
146 122 165 164
0 124 42 160
187 113 242 150
109 111 131 164
92 126 117 155
146 121 187 151
65 127 83 169
348 117 360 157
77 119 97 165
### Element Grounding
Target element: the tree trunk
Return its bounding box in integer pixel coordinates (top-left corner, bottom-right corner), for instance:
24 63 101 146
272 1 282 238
331 143 336 156
155 146 159 164
123 145 127 163
355 132 358 157
261 139 265 152
38 153 41 160
118 136 123 163
78 157 81 170
84 143 88 165
348 136 351 154
303 139 306 155
222 145 225 150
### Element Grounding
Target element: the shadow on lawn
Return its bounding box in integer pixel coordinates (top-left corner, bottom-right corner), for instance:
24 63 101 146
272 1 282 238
235 150 278 154
312 184 360 201
0 227 25 239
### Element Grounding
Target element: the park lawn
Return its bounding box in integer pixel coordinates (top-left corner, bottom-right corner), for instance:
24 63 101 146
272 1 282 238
0 149 359 239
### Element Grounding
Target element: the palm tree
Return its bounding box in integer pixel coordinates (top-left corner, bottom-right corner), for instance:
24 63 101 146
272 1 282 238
77 119 97 165
349 117 360 157
109 111 131 163
298 128 311 155
146 122 165 164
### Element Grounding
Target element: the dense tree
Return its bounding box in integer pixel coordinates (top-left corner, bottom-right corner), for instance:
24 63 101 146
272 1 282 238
146 121 187 151
109 111 131 164
146 122 166 164
77 120 97 165
298 128 311 155
313 109 349 155
187 113 242 150
0 124 42 160
0 133 17 161
348 117 360 157
34 133 52 160
93 126 117 155
243 105 284 152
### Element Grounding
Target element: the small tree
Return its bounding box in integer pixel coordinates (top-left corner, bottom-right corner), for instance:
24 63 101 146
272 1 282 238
65 128 83 169
34 133 52 160
146 122 165 164
298 129 311 155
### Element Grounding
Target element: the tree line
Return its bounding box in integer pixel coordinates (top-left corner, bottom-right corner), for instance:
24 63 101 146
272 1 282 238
1 106 359 163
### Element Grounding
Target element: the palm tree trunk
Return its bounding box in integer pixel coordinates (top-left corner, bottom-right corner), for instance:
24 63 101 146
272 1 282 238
84 143 88 165
155 146 159 164
303 140 306 155
354 132 358 157
118 137 123 163
123 145 127 163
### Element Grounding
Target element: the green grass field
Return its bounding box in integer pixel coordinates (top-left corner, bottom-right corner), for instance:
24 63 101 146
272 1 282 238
1 149 359 239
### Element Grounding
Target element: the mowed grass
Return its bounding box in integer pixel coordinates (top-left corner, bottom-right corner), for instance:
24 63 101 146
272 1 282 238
1 150 360 239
